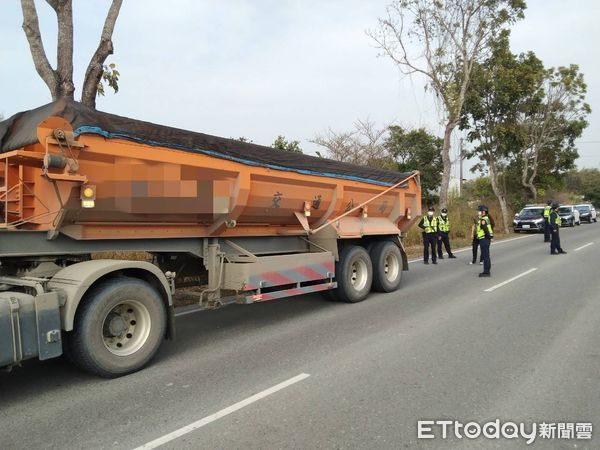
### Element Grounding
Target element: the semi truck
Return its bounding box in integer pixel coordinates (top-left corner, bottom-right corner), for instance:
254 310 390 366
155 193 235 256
0 100 421 377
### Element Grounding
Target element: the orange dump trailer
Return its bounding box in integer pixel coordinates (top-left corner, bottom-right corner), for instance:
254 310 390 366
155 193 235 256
0 100 421 377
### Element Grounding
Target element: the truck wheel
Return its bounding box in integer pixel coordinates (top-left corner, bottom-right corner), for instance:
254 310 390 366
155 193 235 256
334 245 373 303
370 241 403 293
66 277 166 378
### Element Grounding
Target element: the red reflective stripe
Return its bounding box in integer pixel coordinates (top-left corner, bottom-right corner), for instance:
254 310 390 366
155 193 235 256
295 266 326 280
260 271 295 285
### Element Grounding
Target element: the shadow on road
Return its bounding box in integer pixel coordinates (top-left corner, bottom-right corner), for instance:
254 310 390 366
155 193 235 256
0 293 337 399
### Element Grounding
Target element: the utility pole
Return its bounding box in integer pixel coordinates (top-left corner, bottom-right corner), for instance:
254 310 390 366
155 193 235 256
459 139 464 197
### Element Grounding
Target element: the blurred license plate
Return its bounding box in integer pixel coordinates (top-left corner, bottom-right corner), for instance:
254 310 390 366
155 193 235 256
522 224 530 229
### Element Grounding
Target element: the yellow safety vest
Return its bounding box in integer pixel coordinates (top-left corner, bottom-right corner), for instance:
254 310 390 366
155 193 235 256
438 216 450 232
551 211 561 227
543 205 551 220
476 216 493 239
422 216 438 233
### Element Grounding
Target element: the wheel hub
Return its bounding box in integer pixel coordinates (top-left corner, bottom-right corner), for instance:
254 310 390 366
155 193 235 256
102 300 150 356
106 313 128 336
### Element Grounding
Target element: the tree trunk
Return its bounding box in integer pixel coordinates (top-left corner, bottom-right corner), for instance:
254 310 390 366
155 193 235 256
81 0 123 108
21 0 59 99
439 120 455 208
52 0 75 100
521 148 539 201
488 158 511 234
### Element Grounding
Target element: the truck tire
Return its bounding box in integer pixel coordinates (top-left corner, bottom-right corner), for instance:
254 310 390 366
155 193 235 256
334 245 373 303
66 277 166 378
370 241 403 293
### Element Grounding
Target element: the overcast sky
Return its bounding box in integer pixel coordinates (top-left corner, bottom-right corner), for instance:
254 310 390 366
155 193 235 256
2 0 598 179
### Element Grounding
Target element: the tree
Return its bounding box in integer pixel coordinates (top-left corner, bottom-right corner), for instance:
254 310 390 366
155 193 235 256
566 169 600 208
20 0 123 108
234 137 254 143
384 125 443 203
518 65 590 200
460 31 529 234
271 135 303 153
368 0 525 208
311 119 392 168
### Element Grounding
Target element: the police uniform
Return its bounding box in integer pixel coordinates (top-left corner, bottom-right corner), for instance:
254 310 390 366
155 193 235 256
477 210 493 276
436 211 456 259
470 217 482 264
418 214 438 264
543 203 552 242
550 205 566 254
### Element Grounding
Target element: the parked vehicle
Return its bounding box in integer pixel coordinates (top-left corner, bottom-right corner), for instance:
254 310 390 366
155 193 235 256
0 100 421 377
558 205 580 227
575 204 597 223
513 206 545 233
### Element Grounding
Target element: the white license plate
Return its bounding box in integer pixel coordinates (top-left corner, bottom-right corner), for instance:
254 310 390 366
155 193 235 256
522 224 530 229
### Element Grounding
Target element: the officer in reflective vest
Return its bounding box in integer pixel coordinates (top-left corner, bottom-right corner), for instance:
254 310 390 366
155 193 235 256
476 204 493 277
418 206 438 264
436 207 456 259
549 202 567 255
543 200 552 243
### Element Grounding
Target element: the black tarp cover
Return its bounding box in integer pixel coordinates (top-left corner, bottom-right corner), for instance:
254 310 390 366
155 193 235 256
0 100 415 186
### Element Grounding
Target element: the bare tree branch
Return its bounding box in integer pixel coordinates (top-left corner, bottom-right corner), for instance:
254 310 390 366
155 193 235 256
311 120 391 168
368 0 523 208
81 0 123 107
21 0 58 99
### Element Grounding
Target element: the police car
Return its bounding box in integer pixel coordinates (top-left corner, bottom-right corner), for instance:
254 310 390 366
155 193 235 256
575 203 597 223
513 206 545 232
558 205 581 227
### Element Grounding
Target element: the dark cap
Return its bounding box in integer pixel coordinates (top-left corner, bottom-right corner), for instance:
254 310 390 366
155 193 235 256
427 206 435 212
477 205 488 212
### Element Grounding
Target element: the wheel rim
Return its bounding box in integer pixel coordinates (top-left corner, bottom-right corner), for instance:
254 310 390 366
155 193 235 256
350 258 368 291
102 300 152 356
383 251 400 282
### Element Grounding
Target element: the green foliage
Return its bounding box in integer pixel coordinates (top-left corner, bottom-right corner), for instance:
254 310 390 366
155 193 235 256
461 32 589 202
462 177 494 200
566 169 600 207
271 135 303 153
384 125 443 204
97 63 120 97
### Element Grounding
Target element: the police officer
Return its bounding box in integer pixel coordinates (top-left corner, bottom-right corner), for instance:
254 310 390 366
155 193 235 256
469 216 482 265
418 206 438 265
543 200 552 242
549 202 567 255
437 208 456 259
476 205 493 277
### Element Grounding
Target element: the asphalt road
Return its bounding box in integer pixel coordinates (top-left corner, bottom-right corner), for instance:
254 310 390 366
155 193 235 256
1 223 599 449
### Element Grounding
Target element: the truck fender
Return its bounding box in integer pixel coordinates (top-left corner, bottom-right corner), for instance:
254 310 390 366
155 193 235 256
47 259 174 338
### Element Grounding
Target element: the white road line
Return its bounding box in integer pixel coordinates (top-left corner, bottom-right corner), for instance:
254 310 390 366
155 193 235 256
574 242 594 252
133 373 311 450
484 268 538 293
